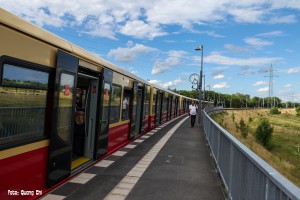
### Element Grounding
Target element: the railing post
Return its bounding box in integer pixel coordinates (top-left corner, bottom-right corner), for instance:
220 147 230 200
228 143 234 200
265 178 269 200
217 129 220 164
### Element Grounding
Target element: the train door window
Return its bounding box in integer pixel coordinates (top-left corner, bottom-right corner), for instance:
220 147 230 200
172 97 175 113
0 63 50 147
144 86 150 116
122 88 131 121
57 73 74 142
163 96 168 113
110 84 121 123
101 83 111 132
152 92 156 115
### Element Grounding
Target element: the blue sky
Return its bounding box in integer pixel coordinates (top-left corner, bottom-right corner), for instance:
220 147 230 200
1 0 300 102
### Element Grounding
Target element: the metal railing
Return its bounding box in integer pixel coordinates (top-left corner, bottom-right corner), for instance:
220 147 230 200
203 107 300 200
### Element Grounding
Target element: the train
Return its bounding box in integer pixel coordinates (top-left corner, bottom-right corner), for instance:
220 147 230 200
0 8 199 200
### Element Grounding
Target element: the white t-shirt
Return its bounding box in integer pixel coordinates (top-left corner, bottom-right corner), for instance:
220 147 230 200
189 104 198 115
123 98 128 109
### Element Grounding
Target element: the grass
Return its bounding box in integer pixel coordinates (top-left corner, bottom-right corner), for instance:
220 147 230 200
211 109 300 188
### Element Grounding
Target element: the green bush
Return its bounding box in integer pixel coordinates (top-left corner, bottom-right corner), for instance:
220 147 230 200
249 117 253 122
231 112 235 122
255 119 273 148
270 107 281 115
296 106 300 116
239 118 248 138
235 122 239 132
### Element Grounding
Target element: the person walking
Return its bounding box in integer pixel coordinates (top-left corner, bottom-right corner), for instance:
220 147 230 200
189 101 198 127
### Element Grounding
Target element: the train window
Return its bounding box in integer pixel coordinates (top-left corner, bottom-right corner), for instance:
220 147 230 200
56 73 74 143
144 86 150 116
163 96 168 112
0 64 49 146
110 84 121 123
172 97 175 111
122 88 131 121
2 64 49 89
100 82 111 133
152 93 156 115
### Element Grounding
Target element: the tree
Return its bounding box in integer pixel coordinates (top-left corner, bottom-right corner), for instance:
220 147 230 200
296 106 300 116
270 107 281 115
231 112 235 122
255 119 273 148
239 118 248 138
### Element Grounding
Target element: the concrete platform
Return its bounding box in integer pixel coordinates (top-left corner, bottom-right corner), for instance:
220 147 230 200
42 115 225 200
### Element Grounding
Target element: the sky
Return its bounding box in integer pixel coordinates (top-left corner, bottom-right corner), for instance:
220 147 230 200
1 0 300 102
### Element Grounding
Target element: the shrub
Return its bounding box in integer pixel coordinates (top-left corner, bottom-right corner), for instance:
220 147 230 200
239 118 248 138
270 107 281 115
249 117 253 122
235 122 239 132
255 119 273 148
296 106 300 116
231 112 235 122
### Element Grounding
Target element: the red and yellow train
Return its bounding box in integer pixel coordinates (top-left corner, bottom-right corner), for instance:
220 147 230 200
0 8 197 200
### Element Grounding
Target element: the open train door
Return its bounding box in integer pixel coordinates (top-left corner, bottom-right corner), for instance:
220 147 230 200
95 68 112 159
129 81 138 139
46 50 78 187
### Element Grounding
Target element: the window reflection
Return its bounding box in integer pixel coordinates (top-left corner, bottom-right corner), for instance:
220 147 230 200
110 85 121 123
57 73 74 142
0 64 49 145
2 64 48 89
101 83 111 133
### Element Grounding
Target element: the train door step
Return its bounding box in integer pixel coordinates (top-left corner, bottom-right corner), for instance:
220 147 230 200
71 157 91 170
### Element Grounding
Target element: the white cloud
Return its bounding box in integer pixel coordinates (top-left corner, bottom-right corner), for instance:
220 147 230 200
199 31 225 38
204 53 282 67
253 81 268 86
268 15 297 24
255 31 285 37
228 8 264 23
287 66 300 74
108 43 157 63
213 74 225 80
119 20 167 39
148 79 162 85
128 67 138 75
224 44 252 54
2 0 299 41
257 87 269 92
163 78 186 88
244 37 273 47
148 78 185 88
151 50 187 75
213 82 230 89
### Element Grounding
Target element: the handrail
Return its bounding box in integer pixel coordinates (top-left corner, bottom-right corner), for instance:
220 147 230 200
203 107 300 200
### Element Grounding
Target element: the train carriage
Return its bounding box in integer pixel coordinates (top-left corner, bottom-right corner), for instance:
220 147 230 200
0 8 197 200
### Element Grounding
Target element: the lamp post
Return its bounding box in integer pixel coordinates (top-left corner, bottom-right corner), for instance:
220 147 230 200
195 45 203 124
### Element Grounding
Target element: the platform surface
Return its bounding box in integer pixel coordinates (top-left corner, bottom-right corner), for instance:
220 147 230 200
42 116 225 200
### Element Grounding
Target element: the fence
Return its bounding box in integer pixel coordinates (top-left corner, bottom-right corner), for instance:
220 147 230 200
203 107 300 200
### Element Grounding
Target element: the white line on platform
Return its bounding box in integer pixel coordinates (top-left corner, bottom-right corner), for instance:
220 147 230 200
112 151 127 156
95 160 114 168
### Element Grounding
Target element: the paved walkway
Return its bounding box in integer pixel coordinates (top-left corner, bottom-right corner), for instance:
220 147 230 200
42 115 225 200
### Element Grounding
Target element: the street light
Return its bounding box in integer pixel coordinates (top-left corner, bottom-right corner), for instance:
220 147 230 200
195 45 203 125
